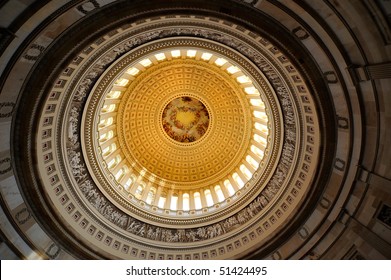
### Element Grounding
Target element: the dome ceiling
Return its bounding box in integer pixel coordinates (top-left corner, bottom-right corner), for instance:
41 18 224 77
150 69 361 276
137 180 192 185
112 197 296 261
2 0 390 260
17 4 327 258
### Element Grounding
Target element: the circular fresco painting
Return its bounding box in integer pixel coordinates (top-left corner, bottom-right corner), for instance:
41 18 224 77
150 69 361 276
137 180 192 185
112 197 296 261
162 96 210 143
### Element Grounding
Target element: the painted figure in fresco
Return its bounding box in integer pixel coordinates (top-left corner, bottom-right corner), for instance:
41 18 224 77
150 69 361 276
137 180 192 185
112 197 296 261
162 96 209 143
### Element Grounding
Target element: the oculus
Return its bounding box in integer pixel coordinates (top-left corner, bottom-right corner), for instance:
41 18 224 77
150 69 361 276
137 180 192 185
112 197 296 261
162 96 210 143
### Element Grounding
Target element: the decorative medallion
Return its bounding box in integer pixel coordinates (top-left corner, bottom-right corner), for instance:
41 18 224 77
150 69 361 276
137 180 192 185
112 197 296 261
162 96 210 143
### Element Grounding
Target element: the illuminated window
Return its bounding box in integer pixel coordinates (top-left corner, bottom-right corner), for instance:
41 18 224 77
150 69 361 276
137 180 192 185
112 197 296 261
233 173 245 188
139 59 152 67
204 189 214 207
107 158 115 169
107 91 121 99
224 180 235 196
254 133 263 142
99 117 114 128
214 185 225 202
254 131 267 146
171 50 181 57
114 78 128 86
194 192 202 209
227 65 240 74
108 154 121 169
214 58 227 66
255 122 268 133
170 193 178 210
240 164 252 180
99 130 114 142
115 169 124 181
146 188 156 204
102 146 110 155
126 67 140 76
251 145 264 158
246 155 259 169
101 104 116 113
182 193 190 211
158 193 166 208
250 99 264 107
201 52 212 60
154 53 166 61
253 111 265 119
124 177 133 190
237 75 251 84
135 184 145 199
115 166 128 181
186 50 197 57
244 86 258 94
102 143 116 156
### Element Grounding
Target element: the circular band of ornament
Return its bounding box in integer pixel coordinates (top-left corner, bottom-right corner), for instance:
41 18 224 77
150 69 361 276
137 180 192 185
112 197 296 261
33 14 321 258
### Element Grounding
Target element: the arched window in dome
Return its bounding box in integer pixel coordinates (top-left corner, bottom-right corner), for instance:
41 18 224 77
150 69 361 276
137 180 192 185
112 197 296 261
116 165 129 182
194 192 202 209
224 180 235 196
251 145 264 158
214 185 225 202
107 91 121 99
158 193 166 209
201 52 212 60
139 58 152 67
233 172 245 188
237 75 251 84
102 145 110 156
135 183 145 199
115 168 125 181
101 104 116 113
250 98 264 107
253 111 266 120
246 155 259 169
126 67 140 76
107 154 121 169
99 117 113 128
124 175 135 190
244 86 259 95
253 133 266 143
170 193 178 210
146 187 156 204
227 65 240 74
255 122 268 134
204 189 214 207
171 50 180 57
240 164 252 180
214 57 227 66
154 53 166 61
102 143 117 156
255 116 268 126
99 130 114 143
114 78 128 86
182 193 190 211
186 50 196 57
